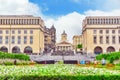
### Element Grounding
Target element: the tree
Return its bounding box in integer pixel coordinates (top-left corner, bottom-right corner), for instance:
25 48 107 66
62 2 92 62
77 44 82 49
76 44 83 54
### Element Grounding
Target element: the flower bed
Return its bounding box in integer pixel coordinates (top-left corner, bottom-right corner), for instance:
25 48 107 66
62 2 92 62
0 64 120 80
0 59 32 65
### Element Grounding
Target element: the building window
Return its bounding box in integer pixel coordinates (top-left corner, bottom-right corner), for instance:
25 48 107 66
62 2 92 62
112 36 115 44
24 30 27 34
99 30 103 34
24 36 27 44
19 19 21 24
117 19 119 24
18 36 21 44
12 36 15 44
5 36 9 44
100 36 103 44
106 30 109 34
18 30 21 34
12 30 15 34
0 36 2 44
93 30 97 34
118 30 120 34
119 36 120 44
33 19 35 24
106 19 108 24
87 19 90 24
0 30 2 34
6 30 9 34
30 30 33 34
112 30 115 34
93 36 97 44
106 36 109 44
30 36 33 44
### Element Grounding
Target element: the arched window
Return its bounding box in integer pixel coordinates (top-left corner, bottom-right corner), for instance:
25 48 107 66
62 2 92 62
24 46 33 54
12 46 21 53
0 46 8 52
107 46 115 52
94 46 103 54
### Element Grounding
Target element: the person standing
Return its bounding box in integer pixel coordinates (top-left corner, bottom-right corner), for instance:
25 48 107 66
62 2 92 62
14 59 17 65
102 58 106 65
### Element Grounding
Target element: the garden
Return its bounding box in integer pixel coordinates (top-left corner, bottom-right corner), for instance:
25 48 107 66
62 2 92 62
0 51 120 80
0 64 120 80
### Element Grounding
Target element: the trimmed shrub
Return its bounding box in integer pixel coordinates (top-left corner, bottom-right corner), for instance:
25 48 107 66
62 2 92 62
0 51 30 61
0 75 120 80
96 52 120 64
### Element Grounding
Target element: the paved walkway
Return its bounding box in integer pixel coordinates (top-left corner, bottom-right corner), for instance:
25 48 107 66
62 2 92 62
30 53 95 61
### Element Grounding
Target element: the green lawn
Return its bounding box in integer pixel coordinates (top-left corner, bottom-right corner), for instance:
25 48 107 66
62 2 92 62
0 64 120 80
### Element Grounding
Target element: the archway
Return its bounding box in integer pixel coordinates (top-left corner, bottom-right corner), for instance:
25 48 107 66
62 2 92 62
107 46 115 52
94 46 103 54
24 46 32 54
0 46 8 52
12 46 20 53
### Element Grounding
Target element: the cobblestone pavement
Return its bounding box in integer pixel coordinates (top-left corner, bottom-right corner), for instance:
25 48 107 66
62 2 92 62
30 53 96 61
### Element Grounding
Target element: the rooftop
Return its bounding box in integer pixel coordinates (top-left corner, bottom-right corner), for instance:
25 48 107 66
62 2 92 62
57 41 72 45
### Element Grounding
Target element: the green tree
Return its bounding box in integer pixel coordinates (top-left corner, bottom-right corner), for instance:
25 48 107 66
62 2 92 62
77 44 82 49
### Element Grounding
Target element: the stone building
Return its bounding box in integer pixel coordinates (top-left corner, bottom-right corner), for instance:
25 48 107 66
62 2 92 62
73 35 82 50
82 16 120 54
0 15 44 54
44 25 56 53
56 31 73 51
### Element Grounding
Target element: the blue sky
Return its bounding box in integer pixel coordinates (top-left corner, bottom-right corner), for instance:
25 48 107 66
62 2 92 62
0 0 120 42
29 0 120 16
30 0 96 16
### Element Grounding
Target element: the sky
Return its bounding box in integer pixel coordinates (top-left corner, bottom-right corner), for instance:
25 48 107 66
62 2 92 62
0 0 120 42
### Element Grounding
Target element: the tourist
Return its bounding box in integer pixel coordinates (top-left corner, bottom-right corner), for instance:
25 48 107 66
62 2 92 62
80 60 85 64
101 58 106 65
94 59 97 65
14 59 17 65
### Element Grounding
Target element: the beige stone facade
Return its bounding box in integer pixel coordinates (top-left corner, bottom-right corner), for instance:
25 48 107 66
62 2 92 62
73 35 82 50
82 16 120 54
0 15 44 54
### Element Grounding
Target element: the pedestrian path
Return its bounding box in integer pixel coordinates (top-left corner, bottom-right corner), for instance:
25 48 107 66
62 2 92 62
30 53 95 61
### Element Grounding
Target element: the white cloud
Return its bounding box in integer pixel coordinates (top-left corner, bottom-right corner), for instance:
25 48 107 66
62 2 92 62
0 0 42 16
45 12 85 42
85 9 120 16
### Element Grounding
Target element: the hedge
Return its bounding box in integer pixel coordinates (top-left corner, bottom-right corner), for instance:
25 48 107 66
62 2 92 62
0 64 119 80
96 52 120 63
0 51 30 61
0 75 120 80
